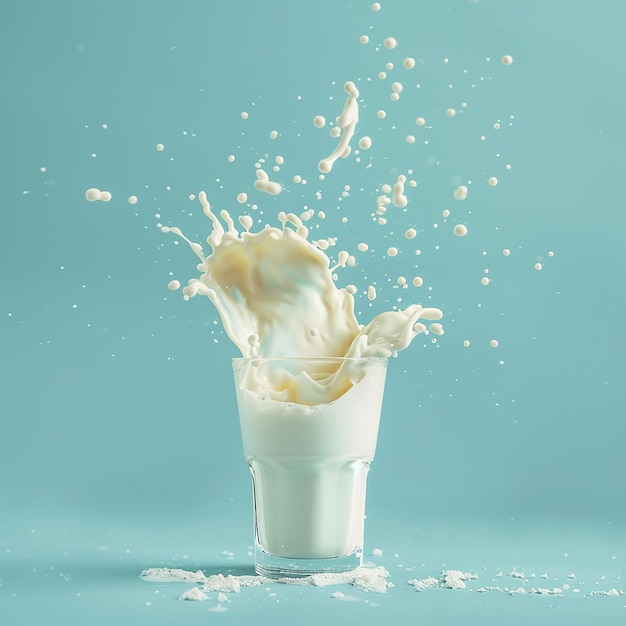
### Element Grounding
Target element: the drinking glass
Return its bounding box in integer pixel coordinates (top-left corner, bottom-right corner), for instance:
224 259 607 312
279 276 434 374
232 357 387 578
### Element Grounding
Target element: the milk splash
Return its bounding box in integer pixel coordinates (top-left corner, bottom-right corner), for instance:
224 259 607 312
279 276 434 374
162 180 442 403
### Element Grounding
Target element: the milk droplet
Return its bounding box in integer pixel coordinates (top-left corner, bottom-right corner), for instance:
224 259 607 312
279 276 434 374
360 35 369 44
168 280 181 290
128 195 138 205
412 277 423 287
430 323 444 335
85 188 100 202
228 154 235 162
454 224 468 237
390 93 400 102
99 190 112 202
313 115 326 128
358 136 372 150
442 209 450 218
416 117 426 126
237 193 248 204
481 277 490 285
535 262 543 271
367 285 377 300
463 340 471 347
403 57 416 69
392 82 403 93
378 71 387 80
241 112 249 119
406 135 415 144
377 110 387 119
453 185 468 200
501 54 514 65
548 251 554 257
405 228 417 239
488 177 498 186
269 130 278 139
387 247 398 257
397 276 407 286
446 108 456 117
392 175 408 208
490 339 499 348
254 169 282 195
239 215 253 231
357 243 369 252
329 126 341 138
372 2 381 11
384 37 397 49
156 143 164 151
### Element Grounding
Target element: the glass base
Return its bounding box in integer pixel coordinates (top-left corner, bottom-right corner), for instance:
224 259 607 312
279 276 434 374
255 547 363 579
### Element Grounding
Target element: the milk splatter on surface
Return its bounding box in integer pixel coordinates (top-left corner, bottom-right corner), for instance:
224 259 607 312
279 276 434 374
141 562 624 606
140 564 392 594
179 587 208 601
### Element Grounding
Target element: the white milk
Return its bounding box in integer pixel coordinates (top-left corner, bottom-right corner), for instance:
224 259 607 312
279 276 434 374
234 358 387 558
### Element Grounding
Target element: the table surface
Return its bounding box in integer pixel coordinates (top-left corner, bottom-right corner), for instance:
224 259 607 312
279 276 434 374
2 512 623 626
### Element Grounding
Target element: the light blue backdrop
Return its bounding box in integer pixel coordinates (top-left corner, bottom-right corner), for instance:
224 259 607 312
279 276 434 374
1 1 624 624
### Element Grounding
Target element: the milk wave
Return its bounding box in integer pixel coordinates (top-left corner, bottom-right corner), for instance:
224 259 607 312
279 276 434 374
163 190 442 403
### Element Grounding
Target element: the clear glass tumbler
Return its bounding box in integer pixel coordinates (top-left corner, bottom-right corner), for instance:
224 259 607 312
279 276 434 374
232 357 387 578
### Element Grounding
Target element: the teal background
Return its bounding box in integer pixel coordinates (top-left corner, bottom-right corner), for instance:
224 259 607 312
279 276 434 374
1 0 624 623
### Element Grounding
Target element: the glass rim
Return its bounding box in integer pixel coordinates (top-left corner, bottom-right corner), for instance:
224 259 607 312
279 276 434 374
232 356 388 364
